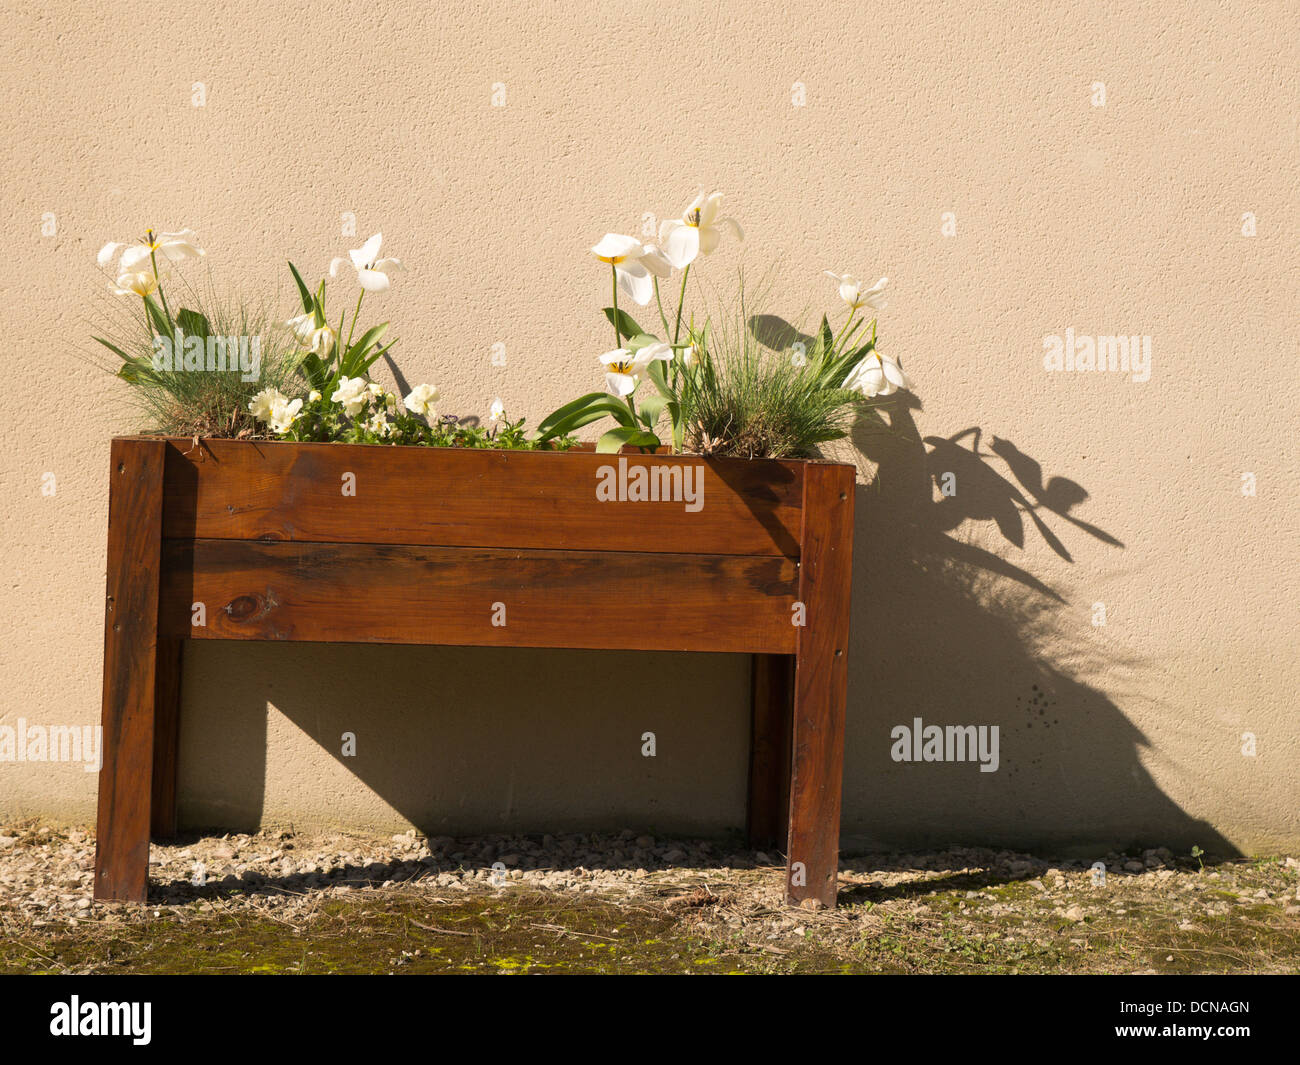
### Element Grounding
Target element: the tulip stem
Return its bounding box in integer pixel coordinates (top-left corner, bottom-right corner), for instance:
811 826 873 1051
610 264 623 346
148 248 176 336
653 278 671 337
831 311 857 358
672 265 690 346
344 291 365 362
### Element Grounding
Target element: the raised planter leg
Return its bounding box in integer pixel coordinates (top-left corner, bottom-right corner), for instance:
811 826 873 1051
747 653 793 851
94 439 169 902
785 463 855 908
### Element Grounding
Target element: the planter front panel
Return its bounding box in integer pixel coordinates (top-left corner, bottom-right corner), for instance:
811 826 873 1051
158 438 804 558
159 539 799 653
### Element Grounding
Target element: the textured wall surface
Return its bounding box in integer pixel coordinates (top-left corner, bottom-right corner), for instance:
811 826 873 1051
1 0 1296 855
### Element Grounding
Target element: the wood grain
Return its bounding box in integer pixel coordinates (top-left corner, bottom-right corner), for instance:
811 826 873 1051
785 463 855 908
94 439 167 903
149 639 184 838
159 539 800 654
157 438 804 558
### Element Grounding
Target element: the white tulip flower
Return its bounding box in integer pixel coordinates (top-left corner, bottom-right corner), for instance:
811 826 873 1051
843 352 912 398
599 343 672 397
112 270 161 298
331 376 371 416
825 272 887 313
590 233 671 306
286 312 335 355
403 383 440 418
98 229 205 274
658 191 743 270
329 233 403 292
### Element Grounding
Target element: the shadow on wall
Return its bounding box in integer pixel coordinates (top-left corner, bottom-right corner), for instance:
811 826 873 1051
844 396 1237 857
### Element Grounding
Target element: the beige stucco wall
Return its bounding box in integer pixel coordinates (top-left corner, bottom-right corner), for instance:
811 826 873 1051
1 0 1296 856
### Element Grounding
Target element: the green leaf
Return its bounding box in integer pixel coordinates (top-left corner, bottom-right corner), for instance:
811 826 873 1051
313 282 328 328
625 332 662 353
300 352 329 393
538 391 616 434
638 393 669 428
596 426 661 453
143 295 170 340
645 359 674 397
538 394 637 440
176 308 209 342
603 306 644 342
668 400 684 452
340 322 390 377
93 336 133 363
288 262 315 314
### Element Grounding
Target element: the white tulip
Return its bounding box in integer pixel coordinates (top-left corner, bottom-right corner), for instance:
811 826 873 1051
98 229 205 274
599 343 672 397
403 383 440 417
825 272 887 313
286 312 335 355
331 376 371 416
112 270 161 297
844 352 912 397
590 233 671 306
658 191 743 270
329 233 404 293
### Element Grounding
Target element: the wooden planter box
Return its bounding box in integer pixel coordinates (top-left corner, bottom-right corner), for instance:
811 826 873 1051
94 436 855 907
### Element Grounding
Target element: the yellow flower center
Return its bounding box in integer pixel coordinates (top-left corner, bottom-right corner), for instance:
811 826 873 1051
609 359 633 373
685 209 701 227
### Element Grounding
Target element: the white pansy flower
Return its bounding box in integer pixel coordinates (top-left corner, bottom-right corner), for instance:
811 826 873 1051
329 233 404 292
599 342 672 397
98 228 205 274
248 387 285 422
843 352 912 398
590 233 671 306
308 390 322 403
268 396 303 434
488 398 505 423
658 191 743 270
824 272 887 313
331 375 371 416
403 383 440 417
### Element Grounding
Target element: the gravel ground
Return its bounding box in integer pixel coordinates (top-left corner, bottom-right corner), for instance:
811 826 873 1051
3 821 1298 973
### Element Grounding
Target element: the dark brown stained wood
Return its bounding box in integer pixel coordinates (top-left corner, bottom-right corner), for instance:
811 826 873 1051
149 639 184 838
94 439 168 903
158 539 800 654
785 463 855 908
158 438 804 558
747 653 794 850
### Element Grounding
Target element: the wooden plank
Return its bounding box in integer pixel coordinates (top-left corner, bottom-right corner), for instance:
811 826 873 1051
158 438 804 558
159 540 800 654
94 439 168 903
785 463 855 908
747 653 793 850
149 639 184 838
